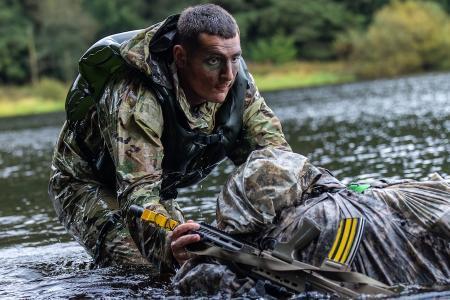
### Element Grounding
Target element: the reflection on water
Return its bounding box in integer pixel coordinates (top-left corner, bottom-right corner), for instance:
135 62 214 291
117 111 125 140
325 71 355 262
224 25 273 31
0 243 169 298
0 73 449 298
270 72 449 183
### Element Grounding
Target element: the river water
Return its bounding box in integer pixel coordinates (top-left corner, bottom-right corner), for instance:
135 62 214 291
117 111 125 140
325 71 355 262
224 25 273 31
0 73 449 298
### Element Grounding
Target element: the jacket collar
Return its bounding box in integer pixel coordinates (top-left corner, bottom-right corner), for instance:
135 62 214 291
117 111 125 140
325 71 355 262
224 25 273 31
120 14 179 89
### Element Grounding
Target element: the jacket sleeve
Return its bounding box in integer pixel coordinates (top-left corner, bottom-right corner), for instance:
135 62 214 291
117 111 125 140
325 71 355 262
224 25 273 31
228 72 291 165
97 74 183 272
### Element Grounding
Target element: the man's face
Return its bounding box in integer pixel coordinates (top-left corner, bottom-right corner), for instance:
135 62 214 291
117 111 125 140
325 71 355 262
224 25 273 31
175 33 242 105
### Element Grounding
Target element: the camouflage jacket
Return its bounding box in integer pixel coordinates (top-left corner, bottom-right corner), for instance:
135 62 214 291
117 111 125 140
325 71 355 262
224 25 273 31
51 19 290 270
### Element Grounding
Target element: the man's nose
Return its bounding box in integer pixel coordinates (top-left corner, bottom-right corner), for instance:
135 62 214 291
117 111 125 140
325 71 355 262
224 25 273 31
220 61 234 81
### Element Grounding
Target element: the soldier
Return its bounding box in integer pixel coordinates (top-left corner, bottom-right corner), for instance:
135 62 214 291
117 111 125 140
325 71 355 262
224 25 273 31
48 4 290 271
173 148 450 297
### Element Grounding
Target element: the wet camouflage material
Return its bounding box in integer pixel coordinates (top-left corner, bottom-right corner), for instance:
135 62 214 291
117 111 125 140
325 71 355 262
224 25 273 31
173 148 450 297
48 19 290 271
364 175 450 240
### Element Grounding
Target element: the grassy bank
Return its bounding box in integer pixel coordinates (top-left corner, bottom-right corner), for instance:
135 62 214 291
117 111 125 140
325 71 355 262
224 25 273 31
0 78 67 117
0 61 354 117
249 61 355 92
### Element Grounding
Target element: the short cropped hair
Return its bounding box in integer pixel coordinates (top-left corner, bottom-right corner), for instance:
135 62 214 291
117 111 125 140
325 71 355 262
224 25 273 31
177 4 239 49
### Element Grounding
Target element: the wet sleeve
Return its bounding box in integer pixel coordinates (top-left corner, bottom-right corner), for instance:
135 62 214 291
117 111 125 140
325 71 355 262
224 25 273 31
98 77 182 272
228 73 291 165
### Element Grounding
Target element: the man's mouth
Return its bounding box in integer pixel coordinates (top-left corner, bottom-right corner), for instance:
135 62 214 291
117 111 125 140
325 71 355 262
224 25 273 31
216 83 232 91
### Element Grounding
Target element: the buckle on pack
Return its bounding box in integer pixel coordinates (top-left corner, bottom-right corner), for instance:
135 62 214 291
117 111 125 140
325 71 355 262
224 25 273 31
195 130 224 146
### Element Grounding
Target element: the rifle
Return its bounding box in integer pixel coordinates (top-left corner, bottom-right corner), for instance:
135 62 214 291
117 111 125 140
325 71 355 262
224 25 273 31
129 204 395 298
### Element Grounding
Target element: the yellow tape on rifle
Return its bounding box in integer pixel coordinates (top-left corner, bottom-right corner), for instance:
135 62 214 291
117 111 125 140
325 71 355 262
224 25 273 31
327 218 365 266
140 208 179 231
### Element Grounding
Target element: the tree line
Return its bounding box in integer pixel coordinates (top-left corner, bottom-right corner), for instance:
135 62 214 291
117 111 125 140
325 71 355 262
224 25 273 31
1 0 450 84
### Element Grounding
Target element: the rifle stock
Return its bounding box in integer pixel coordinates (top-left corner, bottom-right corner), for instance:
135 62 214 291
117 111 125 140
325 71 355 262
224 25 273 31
129 205 395 297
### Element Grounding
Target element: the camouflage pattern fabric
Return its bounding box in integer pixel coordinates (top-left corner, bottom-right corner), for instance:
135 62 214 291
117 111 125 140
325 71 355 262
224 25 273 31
173 148 450 297
48 19 290 272
364 174 450 240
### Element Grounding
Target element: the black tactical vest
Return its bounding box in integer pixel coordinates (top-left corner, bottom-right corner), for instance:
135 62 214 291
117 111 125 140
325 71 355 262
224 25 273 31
65 15 249 199
154 62 247 200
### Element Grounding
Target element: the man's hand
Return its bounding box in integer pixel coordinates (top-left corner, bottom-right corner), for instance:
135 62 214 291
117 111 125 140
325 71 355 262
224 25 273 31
169 220 201 265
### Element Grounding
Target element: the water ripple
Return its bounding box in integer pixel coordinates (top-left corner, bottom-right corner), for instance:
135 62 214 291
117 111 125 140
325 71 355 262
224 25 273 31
0 73 449 298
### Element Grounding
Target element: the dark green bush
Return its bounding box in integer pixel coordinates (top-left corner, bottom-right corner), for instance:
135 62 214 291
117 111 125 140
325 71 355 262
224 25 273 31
248 34 297 64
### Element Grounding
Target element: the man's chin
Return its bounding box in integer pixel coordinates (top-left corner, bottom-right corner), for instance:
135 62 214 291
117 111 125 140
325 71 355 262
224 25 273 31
207 91 229 103
204 97 223 103
211 97 227 103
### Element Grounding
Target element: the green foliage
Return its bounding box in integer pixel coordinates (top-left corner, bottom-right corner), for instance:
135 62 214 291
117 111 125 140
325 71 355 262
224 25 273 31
231 0 360 60
31 0 98 81
30 78 67 101
0 1 30 83
248 35 297 64
84 0 202 39
2 0 450 85
430 0 450 13
82 0 146 38
347 1 450 78
333 29 363 59
334 0 391 25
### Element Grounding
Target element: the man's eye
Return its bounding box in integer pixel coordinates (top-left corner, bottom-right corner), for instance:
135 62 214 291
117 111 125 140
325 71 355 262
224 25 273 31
232 56 241 63
206 57 220 65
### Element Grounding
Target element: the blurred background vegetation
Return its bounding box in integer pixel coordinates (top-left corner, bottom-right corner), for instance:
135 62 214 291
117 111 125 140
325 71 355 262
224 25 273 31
1 0 450 116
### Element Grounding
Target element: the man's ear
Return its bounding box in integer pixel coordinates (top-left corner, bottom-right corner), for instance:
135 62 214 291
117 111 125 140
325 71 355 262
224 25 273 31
173 45 187 68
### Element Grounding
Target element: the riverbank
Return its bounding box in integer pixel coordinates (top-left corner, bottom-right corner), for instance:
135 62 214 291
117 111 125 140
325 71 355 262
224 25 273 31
0 78 67 117
249 61 355 91
0 61 353 117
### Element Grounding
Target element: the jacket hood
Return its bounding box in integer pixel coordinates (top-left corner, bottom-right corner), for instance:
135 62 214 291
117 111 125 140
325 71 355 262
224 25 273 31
120 14 179 88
